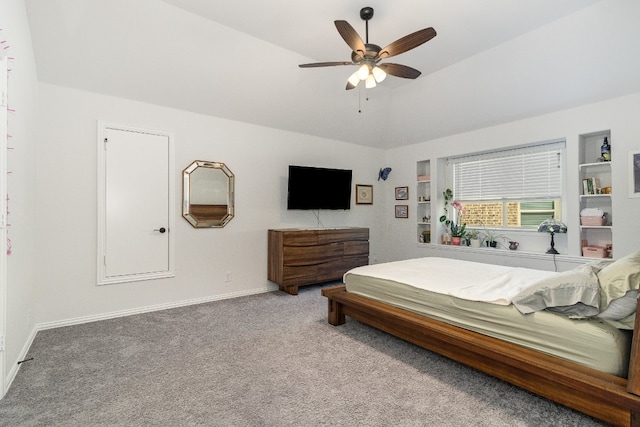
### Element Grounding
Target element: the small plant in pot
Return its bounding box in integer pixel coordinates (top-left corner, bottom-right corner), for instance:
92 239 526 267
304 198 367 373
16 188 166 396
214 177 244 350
466 229 481 248
480 225 508 248
449 222 466 245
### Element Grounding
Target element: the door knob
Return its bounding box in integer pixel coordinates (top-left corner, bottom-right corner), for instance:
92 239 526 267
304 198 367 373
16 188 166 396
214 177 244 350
153 227 167 233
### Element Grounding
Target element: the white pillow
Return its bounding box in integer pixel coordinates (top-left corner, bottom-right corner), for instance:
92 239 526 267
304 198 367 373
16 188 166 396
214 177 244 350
598 290 638 319
512 264 600 318
596 251 640 310
585 258 614 274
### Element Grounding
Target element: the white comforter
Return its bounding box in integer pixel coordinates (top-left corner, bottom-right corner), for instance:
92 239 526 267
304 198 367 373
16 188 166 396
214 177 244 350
345 257 556 305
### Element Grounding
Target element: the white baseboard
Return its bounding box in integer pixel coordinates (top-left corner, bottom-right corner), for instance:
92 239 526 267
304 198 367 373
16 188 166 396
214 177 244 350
36 286 274 331
3 326 38 399
3 286 274 399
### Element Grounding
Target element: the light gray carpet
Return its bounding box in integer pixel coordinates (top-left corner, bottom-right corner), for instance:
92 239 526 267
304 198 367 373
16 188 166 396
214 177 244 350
0 284 607 426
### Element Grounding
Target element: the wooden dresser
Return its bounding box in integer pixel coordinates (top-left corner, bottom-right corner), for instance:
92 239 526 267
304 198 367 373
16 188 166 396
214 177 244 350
268 227 369 295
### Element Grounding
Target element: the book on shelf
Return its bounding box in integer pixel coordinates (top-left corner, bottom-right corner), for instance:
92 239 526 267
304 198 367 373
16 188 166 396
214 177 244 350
582 177 599 195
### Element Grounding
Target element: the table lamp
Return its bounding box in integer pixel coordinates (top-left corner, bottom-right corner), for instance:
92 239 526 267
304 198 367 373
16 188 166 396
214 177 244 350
538 218 567 255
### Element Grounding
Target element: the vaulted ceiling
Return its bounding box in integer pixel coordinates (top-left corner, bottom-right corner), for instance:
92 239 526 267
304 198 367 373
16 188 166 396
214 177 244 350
24 0 640 149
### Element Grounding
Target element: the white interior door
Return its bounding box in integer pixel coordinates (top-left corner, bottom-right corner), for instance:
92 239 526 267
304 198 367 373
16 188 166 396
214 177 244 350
98 123 174 285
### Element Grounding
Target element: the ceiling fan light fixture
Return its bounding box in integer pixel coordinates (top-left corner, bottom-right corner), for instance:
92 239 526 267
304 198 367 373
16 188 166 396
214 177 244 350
357 64 370 80
372 66 386 83
347 71 361 88
365 74 377 88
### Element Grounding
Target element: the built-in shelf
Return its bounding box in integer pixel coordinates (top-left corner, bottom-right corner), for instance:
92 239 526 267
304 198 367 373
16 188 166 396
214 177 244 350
416 160 432 243
578 130 613 258
580 194 611 199
579 162 611 170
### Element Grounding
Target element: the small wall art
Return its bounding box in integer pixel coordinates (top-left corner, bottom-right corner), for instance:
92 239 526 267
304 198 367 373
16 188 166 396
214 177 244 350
395 186 408 200
395 205 408 218
356 184 373 204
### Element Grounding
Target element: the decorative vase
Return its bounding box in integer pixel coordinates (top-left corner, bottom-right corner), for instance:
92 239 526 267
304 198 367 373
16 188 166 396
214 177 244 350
470 238 481 248
451 236 461 246
509 241 519 250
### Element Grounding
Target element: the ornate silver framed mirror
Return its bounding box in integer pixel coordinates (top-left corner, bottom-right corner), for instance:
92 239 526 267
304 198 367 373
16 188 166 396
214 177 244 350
182 160 235 228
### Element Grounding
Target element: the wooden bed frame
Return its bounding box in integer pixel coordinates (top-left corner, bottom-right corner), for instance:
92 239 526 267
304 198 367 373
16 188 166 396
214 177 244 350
322 285 640 427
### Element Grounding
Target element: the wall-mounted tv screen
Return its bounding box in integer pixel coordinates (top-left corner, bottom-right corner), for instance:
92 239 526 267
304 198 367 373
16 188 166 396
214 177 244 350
287 165 352 210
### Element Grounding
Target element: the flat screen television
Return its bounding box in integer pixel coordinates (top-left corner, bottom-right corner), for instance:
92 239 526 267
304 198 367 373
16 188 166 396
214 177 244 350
287 165 352 210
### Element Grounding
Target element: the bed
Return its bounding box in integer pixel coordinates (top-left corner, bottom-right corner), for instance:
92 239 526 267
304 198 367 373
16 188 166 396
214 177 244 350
321 253 640 426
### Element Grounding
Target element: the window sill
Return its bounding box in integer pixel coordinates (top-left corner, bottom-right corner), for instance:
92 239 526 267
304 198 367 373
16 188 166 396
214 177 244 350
416 242 585 266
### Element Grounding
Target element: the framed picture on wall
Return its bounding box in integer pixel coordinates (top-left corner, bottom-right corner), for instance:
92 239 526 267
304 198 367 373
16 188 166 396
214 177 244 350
395 186 409 200
356 184 373 204
630 150 640 198
395 205 408 218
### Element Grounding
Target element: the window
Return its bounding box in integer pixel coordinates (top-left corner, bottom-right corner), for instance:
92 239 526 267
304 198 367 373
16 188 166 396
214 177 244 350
518 200 560 226
448 141 565 229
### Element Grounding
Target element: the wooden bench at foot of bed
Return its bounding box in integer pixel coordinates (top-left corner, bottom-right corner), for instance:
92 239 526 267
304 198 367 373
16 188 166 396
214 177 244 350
322 285 640 427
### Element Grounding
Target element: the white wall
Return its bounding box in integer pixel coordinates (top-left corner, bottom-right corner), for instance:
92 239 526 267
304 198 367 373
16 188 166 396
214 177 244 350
0 0 39 393
387 0 640 148
380 92 640 269
33 83 386 325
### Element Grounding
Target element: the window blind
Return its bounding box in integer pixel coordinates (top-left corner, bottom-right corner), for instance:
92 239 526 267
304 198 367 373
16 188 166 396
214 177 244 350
451 141 565 201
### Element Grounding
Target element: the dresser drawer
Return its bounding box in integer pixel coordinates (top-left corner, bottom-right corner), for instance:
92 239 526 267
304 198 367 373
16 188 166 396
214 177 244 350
280 230 318 246
344 241 369 256
317 255 369 283
316 228 369 244
282 265 318 286
282 242 343 266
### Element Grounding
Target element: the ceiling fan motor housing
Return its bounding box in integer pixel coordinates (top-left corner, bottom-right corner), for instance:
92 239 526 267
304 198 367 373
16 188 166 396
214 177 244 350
351 43 381 63
360 7 374 21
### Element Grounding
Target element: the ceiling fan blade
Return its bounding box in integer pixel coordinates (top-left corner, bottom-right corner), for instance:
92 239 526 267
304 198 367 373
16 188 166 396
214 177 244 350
334 20 366 55
378 27 436 60
378 63 422 79
299 61 354 68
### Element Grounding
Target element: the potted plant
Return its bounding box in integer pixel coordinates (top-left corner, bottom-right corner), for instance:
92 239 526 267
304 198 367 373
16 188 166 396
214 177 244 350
439 189 466 245
466 229 481 248
480 226 508 248
449 220 466 245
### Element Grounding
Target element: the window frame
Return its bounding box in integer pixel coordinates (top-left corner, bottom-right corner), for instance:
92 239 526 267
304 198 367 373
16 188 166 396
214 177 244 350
445 140 566 232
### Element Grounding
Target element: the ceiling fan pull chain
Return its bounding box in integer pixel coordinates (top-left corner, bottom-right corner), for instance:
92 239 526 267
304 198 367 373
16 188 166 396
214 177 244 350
357 86 371 114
